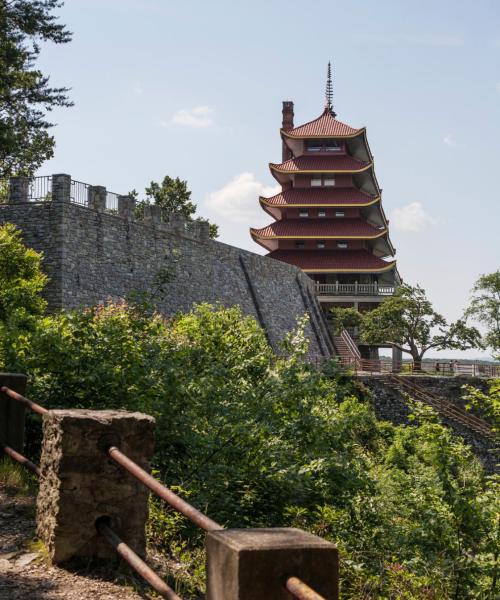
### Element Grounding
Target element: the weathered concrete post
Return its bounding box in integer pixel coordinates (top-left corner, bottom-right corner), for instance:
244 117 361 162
118 195 136 220
0 373 28 452
8 176 30 204
37 409 155 564
206 528 339 600
52 174 72 203
88 185 107 212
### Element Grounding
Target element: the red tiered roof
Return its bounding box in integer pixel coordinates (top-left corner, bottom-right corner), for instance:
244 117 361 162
260 187 377 207
281 107 362 138
268 249 395 272
251 218 386 239
270 155 370 173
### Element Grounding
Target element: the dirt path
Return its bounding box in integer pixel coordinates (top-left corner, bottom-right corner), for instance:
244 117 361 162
0 485 148 599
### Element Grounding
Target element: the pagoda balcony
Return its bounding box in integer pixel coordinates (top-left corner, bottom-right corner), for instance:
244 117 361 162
315 282 395 296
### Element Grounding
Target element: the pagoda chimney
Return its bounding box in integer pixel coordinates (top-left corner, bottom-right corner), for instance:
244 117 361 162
282 101 294 161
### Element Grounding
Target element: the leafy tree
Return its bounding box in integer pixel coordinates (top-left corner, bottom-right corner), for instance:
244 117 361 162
0 222 47 321
465 271 500 356
131 175 219 238
329 306 362 334
0 0 72 178
361 284 481 369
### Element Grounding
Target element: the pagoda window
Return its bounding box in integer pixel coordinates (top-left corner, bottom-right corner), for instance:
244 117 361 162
311 175 322 187
317 241 326 249
325 140 342 152
324 177 335 187
299 210 309 217
337 241 348 249
335 211 345 217
306 141 322 152
295 240 305 248
318 209 326 217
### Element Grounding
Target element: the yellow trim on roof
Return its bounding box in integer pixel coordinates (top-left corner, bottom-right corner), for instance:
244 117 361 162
250 229 388 241
259 195 381 208
281 126 366 140
269 162 372 175
303 263 396 274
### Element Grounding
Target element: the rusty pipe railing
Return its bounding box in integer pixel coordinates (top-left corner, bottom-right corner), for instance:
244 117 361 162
1 443 40 477
97 521 182 600
1 386 49 416
0 390 182 599
108 446 331 598
107 446 222 532
286 576 327 600
2 388 330 599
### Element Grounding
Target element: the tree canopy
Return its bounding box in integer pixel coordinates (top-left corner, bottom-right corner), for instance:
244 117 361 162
131 175 219 238
0 222 47 321
465 270 500 356
360 284 481 366
0 0 72 178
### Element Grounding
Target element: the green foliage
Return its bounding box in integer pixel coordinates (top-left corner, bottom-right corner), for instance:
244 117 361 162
3 299 498 598
361 284 481 366
329 306 362 334
465 271 500 356
463 379 500 434
0 223 47 323
0 0 73 177
130 175 219 238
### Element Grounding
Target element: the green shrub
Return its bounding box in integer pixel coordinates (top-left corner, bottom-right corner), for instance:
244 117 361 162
2 300 498 599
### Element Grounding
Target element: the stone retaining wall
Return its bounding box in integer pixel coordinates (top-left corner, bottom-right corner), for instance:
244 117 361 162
0 201 333 360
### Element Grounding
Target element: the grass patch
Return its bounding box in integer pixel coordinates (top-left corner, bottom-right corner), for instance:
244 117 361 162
0 457 37 493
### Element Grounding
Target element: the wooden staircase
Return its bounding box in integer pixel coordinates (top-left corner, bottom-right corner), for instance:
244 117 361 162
333 329 361 364
385 375 497 441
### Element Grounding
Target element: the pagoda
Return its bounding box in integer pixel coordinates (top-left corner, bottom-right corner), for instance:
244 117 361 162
250 64 401 358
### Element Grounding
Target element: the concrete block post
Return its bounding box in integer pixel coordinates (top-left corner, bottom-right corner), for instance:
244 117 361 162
37 409 155 564
52 174 72 203
118 195 136 220
88 185 107 212
8 176 30 204
144 203 161 225
0 373 28 452
206 528 339 600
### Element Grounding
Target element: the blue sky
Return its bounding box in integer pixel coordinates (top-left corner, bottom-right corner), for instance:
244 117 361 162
39 0 499 358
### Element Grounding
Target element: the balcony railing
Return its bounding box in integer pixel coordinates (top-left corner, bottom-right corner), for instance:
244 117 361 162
315 282 395 296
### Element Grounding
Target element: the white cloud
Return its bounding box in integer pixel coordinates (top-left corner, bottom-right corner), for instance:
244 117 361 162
443 134 463 148
206 173 280 223
132 81 143 95
496 82 500 94
390 202 438 232
172 105 214 128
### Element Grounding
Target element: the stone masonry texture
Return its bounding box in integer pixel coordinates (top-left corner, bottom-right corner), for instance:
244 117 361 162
0 201 332 360
37 409 155 563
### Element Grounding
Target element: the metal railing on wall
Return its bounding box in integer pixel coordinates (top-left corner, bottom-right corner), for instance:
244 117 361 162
0 384 335 600
28 175 53 202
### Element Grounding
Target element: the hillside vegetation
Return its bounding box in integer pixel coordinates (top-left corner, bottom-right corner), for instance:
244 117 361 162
0 223 498 598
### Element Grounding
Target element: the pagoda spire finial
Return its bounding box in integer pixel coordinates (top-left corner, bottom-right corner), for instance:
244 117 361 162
325 61 336 117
